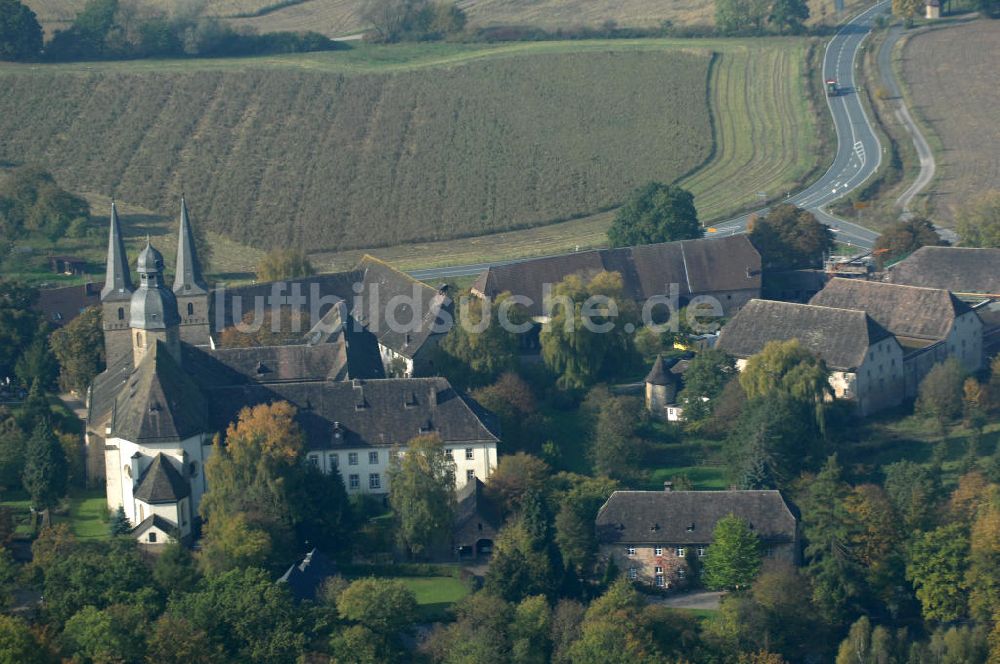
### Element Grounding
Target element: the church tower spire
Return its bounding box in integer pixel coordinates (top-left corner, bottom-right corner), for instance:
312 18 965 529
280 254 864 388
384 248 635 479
172 197 211 346
101 200 136 368
102 200 133 301
173 196 207 296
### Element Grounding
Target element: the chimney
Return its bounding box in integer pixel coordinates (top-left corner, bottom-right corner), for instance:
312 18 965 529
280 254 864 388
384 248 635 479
663 481 673 492
429 385 438 407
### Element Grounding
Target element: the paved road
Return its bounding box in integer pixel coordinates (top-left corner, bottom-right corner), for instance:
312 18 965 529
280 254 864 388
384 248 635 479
409 2 891 281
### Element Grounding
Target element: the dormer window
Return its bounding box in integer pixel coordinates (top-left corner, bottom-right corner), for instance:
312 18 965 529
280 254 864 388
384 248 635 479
650 523 660 532
419 419 434 433
686 522 696 532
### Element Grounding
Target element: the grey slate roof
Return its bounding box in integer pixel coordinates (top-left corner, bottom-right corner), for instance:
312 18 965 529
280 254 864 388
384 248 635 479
356 256 451 360
454 478 502 534
130 241 181 330
471 235 761 317
131 513 177 537
888 246 1000 297
184 341 381 388
134 454 190 504
206 377 499 450
717 299 894 371
209 258 448 359
596 490 798 545
645 355 678 386
101 201 134 302
809 278 973 342
173 197 208 296
108 341 209 443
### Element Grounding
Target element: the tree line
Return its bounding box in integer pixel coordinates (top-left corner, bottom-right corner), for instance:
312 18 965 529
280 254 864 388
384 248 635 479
0 0 341 62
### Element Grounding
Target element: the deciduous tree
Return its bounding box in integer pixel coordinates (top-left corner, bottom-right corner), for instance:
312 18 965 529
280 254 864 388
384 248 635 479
472 373 545 454
590 395 644 481
388 434 456 557
486 452 550 514
607 181 700 247
873 217 946 268
748 204 833 270
438 295 522 389
50 306 105 394
199 402 304 570
540 272 639 389
703 514 762 591
769 0 810 32
0 615 48 664
916 358 967 432
957 191 1000 247
255 248 314 282
906 523 970 623
336 577 418 635
0 0 42 60
677 348 736 423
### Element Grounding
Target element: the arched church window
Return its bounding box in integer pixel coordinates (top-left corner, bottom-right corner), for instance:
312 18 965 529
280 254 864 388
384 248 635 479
136 332 143 347
187 302 194 316
117 307 124 321
189 461 198 478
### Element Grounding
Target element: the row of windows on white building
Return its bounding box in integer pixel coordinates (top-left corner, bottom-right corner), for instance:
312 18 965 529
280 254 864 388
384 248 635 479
307 447 478 469
337 468 479 491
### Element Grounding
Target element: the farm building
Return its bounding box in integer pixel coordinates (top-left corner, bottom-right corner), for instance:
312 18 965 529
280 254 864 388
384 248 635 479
470 235 762 320
810 278 982 396
716 299 905 416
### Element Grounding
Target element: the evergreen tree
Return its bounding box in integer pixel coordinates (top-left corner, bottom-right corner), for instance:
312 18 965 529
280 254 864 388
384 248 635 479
110 505 131 536
21 419 68 511
802 455 864 626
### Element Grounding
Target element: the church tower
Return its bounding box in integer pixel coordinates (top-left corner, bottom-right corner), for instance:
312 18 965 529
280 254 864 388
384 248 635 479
101 201 135 368
172 197 211 346
130 240 182 366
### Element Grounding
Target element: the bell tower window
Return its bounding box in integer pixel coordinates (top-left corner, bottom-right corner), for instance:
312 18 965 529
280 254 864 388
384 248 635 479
117 307 124 320
187 302 194 316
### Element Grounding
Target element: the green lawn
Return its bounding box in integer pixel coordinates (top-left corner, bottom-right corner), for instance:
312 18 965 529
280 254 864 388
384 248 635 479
398 576 471 606
59 489 110 539
0 489 108 539
646 466 728 490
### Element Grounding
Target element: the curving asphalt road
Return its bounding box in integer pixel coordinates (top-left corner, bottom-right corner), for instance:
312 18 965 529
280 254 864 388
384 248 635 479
410 3 891 282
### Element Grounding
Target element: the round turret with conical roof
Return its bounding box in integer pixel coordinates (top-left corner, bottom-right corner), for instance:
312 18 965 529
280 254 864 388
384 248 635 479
645 354 680 414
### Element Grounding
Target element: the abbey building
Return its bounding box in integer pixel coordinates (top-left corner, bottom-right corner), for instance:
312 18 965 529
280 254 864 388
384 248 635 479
86 201 499 545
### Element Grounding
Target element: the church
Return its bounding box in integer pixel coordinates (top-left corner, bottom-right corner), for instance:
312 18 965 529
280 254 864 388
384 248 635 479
85 200 500 545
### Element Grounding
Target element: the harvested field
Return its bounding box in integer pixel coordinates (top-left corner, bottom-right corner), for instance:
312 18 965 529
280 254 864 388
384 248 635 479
900 20 1000 224
0 44 712 252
